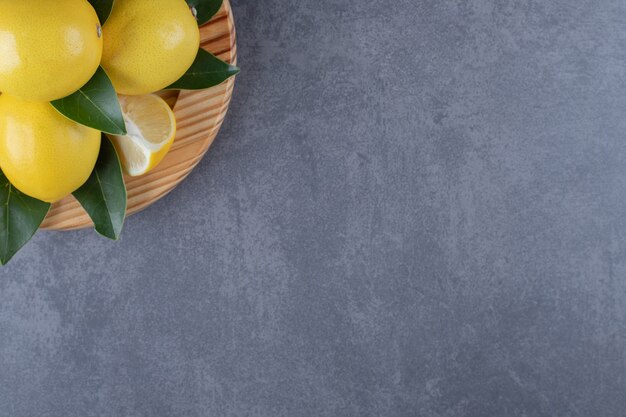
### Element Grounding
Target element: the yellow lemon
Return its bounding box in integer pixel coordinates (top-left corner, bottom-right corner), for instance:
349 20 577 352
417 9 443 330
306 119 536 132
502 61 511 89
108 94 176 176
101 0 200 95
0 0 103 102
0 94 101 203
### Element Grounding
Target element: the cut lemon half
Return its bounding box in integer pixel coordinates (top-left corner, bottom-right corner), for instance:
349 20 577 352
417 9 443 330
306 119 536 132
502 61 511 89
108 94 176 176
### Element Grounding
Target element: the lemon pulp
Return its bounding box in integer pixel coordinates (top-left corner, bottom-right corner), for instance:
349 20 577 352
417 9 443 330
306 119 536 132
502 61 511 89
108 94 177 176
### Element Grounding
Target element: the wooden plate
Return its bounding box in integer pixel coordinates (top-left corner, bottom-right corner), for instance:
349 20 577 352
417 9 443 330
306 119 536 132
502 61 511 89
41 0 237 231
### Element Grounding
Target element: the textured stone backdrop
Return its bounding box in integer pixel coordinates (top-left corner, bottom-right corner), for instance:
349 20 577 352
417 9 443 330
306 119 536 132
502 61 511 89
1 0 625 416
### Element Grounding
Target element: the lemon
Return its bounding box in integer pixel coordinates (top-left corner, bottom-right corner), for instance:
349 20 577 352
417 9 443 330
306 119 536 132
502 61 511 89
0 0 103 102
101 0 200 95
0 94 101 203
108 94 176 176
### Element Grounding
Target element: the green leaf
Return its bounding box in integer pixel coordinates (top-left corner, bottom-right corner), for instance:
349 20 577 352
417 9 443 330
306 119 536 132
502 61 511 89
51 67 127 135
88 0 115 25
0 171 50 265
73 135 127 240
187 0 223 26
167 48 239 90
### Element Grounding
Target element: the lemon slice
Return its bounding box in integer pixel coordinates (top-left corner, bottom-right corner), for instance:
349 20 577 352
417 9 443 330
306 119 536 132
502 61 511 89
108 94 176 176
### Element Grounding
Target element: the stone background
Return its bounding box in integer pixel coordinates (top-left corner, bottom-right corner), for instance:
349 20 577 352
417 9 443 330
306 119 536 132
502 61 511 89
1 0 625 416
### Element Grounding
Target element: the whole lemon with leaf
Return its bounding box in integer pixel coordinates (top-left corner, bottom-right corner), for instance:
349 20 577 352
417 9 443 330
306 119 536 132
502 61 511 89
0 0 103 101
0 94 101 203
102 0 201 95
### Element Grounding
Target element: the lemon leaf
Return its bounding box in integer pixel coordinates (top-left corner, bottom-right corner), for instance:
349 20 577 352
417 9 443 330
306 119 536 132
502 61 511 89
0 171 50 265
187 0 223 26
166 48 239 90
51 67 127 135
73 135 127 241
88 0 114 25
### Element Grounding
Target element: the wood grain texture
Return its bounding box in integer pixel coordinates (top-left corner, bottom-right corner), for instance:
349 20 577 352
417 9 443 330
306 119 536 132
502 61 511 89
41 0 237 231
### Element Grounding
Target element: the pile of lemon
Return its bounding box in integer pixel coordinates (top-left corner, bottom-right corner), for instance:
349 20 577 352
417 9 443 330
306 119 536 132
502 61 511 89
0 0 201 202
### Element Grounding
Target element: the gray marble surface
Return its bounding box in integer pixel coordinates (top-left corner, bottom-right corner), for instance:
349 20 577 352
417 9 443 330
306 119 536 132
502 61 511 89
1 0 626 415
